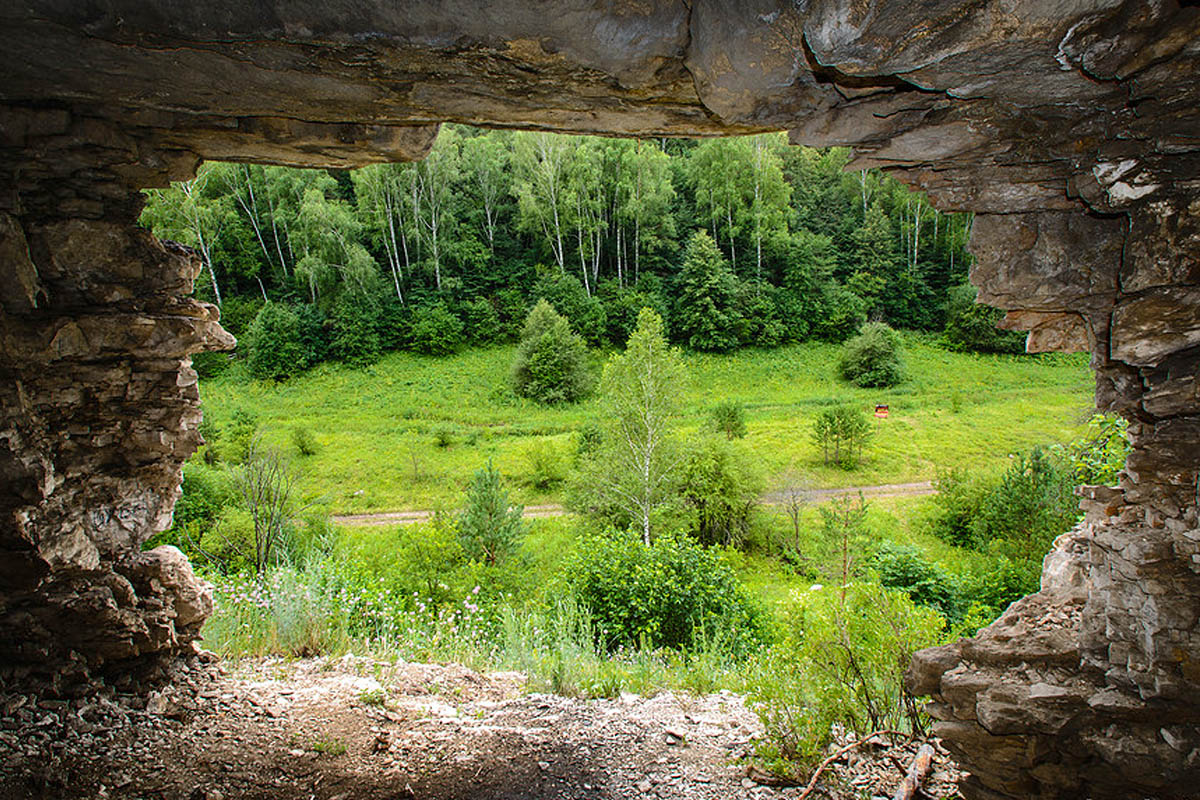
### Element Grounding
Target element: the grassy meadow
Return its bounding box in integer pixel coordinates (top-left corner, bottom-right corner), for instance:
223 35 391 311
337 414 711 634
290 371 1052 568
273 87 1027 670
198 334 1095 514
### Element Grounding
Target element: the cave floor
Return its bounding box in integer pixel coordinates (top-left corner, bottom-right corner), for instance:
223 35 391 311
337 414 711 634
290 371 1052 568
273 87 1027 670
0 655 964 800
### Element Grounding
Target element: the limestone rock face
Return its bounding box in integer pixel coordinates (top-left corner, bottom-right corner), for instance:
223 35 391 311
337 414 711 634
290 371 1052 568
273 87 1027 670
0 2 1198 798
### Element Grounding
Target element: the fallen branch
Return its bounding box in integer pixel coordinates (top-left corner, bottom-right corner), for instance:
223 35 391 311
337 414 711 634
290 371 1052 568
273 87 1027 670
892 743 935 800
797 730 907 800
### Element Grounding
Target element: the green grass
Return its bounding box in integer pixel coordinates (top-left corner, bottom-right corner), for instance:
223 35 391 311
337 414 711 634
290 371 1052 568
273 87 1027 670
198 335 1094 513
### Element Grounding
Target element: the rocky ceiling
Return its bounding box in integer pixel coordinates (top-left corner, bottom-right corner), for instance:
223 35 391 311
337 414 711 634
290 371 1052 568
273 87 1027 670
0 2 1197 798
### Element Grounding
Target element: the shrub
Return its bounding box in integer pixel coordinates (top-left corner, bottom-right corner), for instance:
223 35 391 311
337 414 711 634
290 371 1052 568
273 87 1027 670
330 295 382 366
510 300 595 404
812 284 867 342
245 302 305 380
191 350 231 379
409 302 465 355
460 297 504 345
710 400 747 440
294 304 329 366
942 283 1026 354
292 426 318 456
199 506 257 572
678 435 762 548
747 583 944 779
1067 414 1129 485
524 440 568 489
928 468 990 548
838 322 906 387
811 405 872 469
869 544 961 621
432 424 455 448
561 529 764 654
533 273 607 345
225 408 259 464
458 461 526 566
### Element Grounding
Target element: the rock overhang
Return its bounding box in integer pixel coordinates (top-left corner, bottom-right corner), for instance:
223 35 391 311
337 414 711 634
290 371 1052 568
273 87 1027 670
0 3 1198 799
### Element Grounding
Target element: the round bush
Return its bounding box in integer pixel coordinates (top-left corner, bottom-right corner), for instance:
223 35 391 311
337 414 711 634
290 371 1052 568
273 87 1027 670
837 322 906 387
511 300 594 403
245 302 305 380
409 302 465 355
561 529 763 653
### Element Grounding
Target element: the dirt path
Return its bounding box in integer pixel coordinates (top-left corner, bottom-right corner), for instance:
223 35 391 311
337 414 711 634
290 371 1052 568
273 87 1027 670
0 655 964 800
333 482 935 527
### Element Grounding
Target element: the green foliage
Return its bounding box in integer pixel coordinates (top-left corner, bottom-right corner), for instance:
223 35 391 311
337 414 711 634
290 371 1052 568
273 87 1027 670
245 302 306 380
747 583 944 778
458 461 526 566
709 400 747 440
869 544 961 621
930 448 1078 557
838 322 906 388
811 405 872 469
292 426 318 457
523 440 568 489
943 283 1026 354
432 424 456 448
533 273 607 345
1067 414 1130 485
927 447 1079 622
409 302 465 355
460 297 504 345
671 231 743 352
678 435 763 547
199 506 257 572
330 294 382 367
225 408 260 464
561 529 763 653
510 300 595 404
588 308 688 542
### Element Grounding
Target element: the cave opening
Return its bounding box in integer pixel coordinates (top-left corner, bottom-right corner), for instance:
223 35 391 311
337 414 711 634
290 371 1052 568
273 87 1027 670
2 3 1199 799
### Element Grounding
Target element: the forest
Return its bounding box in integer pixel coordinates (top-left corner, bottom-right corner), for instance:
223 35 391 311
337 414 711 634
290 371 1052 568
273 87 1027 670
140 127 1021 375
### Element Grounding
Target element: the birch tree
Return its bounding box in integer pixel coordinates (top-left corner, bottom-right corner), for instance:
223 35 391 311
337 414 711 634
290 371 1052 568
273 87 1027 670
512 132 575 272
596 308 687 544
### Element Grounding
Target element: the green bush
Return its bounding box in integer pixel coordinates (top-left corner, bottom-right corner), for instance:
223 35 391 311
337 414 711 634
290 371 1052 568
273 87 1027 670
747 582 944 779
709 400 747 440
245 302 306 380
561 529 764 654
533 273 607 345
523 440 568 489
191 350 231 379
292 426 318 456
199 506 257 572
869 544 961 622
409 302 465 355
330 295 382 366
838 321 906 387
510 300 595 404
930 448 1078 557
678 435 762 548
1067 414 1129 485
942 283 1026 354
460 297 504 345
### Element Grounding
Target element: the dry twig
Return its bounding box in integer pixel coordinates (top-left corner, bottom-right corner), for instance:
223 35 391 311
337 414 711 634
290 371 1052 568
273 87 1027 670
796 730 906 800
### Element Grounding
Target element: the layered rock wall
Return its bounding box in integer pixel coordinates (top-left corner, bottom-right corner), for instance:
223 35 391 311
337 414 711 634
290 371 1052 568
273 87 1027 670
0 1 1197 796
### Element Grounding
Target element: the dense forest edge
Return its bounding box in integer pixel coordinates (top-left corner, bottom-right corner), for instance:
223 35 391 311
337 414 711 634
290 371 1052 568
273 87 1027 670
140 130 1124 784
140 127 1024 378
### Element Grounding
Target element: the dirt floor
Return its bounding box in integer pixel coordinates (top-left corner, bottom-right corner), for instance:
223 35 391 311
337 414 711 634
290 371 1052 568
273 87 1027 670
0 655 964 800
